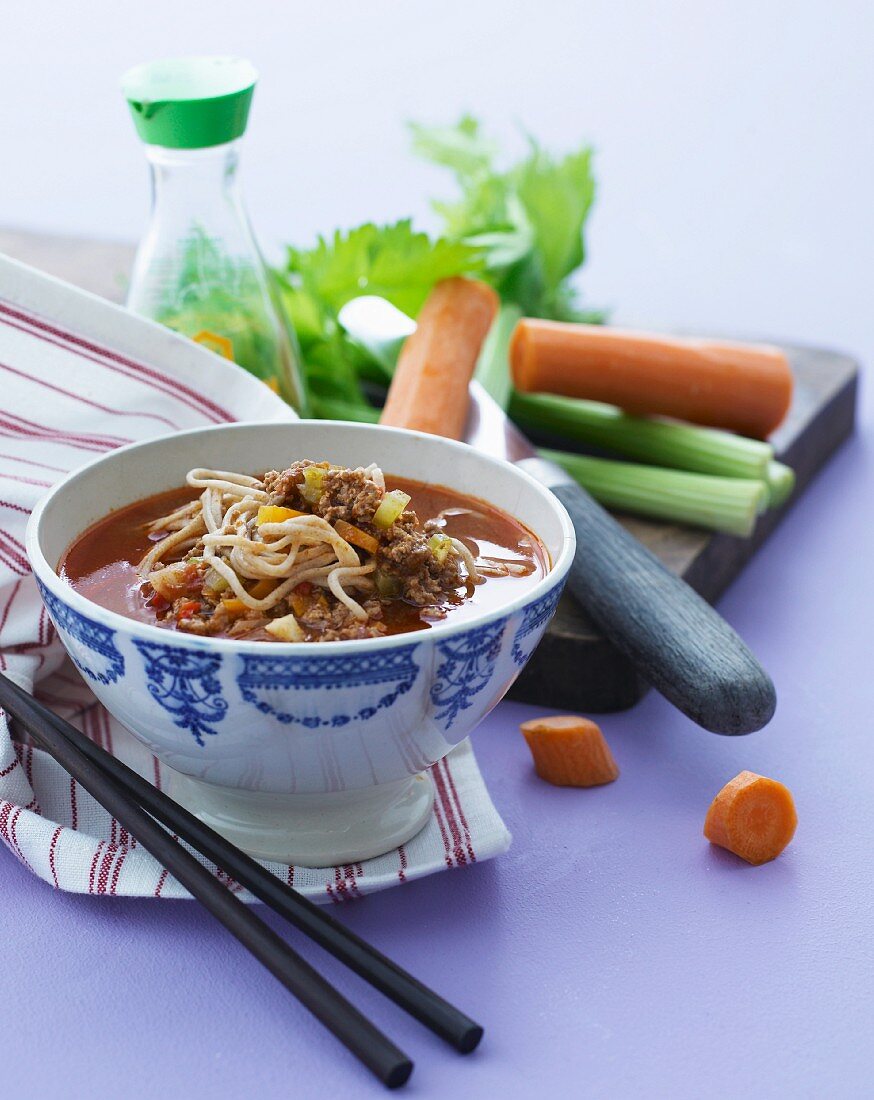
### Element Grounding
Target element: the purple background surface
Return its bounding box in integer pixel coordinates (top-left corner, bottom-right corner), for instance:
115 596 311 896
3 416 872 1098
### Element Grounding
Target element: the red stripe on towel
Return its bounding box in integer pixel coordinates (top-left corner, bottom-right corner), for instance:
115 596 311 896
0 756 20 778
0 471 52 489
430 781 454 869
397 844 408 883
0 409 131 450
432 763 467 867
0 451 68 474
96 843 119 894
0 302 233 424
48 825 62 887
0 359 182 431
441 756 476 864
9 806 35 873
109 846 128 894
0 535 29 571
88 841 104 893
0 539 28 576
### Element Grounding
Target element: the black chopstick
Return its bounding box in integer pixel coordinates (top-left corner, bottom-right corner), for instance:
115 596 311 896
0 673 482 1053
0 675 412 1089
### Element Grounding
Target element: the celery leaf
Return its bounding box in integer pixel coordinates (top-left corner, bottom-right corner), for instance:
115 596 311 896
411 116 600 321
285 219 484 319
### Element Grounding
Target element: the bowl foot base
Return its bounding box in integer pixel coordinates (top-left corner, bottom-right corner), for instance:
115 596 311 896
167 770 436 867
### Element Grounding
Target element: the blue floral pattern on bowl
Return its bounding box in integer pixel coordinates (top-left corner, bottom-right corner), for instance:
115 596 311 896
237 648 420 728
430 617 508 727
511 583 565 667
134 640 228 746
36 579 125 685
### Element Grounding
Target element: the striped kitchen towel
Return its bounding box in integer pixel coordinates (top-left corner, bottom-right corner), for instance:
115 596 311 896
0 253 511 902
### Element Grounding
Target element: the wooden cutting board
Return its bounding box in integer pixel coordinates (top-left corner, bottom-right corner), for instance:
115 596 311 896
0 228 859 712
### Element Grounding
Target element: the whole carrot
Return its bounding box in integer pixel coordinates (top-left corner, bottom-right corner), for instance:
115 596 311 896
510 319 793 440
380 277 499 439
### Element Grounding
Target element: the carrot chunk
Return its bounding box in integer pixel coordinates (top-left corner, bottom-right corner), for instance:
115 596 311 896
248 578 278 600
520 715 619 787
704 771 797 865
256 505 305 525
334 519 379 555
288 582 314 617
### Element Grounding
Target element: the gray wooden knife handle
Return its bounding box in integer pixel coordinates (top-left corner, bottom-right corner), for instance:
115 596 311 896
519 457 776 734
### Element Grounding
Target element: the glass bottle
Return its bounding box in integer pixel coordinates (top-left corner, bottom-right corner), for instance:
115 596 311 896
122 57 308 413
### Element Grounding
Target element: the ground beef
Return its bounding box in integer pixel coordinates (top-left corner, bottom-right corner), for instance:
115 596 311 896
420 605 448 621
299 595 387 642
227 615 270 638
313 469 383 526
377 513 463 606
173 597 264 638
263 464 383 528
174 606 220 635
263 461 315 504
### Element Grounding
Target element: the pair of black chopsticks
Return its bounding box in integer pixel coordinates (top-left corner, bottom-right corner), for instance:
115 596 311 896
0 673 481 1089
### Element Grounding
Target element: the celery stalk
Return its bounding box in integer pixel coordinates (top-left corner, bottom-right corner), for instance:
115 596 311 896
427 533 453 563
374 490 411 529
474 302 523 410
765 461 795 507
301 466 327 503
512 391 773 479
541 448 767 537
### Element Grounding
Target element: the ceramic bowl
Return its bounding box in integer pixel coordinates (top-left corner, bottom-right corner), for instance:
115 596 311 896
27 421 575 864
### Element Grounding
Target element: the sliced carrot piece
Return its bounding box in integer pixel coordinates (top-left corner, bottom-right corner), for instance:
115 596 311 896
256 505 306 525
520 715 619 787
248 578 278 600
704 771 797 865
334 519 379 555
221 597 247 616
288 583 313 617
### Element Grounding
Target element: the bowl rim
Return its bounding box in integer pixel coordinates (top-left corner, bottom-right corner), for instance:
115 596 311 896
26 419 576 656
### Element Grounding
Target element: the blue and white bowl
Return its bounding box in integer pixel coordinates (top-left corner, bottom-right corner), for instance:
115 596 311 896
27 422 574 864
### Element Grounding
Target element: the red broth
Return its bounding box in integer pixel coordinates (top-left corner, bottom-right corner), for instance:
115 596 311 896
60 477 549 639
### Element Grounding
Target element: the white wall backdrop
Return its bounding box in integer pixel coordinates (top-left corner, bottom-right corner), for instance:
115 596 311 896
1 1 870 373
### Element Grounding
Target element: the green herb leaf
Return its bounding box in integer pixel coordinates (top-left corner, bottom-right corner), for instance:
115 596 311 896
511 144 595 302
408 114 497 182
410 115 600 321
284 219 484 320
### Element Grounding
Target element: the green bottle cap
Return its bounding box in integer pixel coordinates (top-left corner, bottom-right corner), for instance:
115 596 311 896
122 57 258 149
